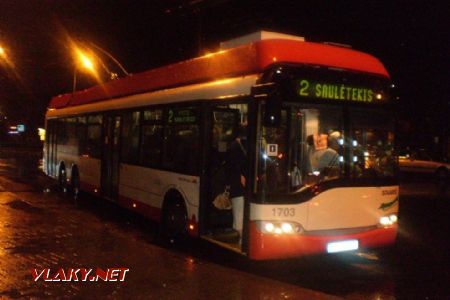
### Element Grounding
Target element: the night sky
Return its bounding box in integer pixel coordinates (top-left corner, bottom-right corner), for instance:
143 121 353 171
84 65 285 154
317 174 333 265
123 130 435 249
0 0 448 149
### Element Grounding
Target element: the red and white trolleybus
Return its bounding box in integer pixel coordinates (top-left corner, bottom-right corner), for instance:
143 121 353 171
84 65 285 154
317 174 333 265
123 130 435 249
44 31 399 260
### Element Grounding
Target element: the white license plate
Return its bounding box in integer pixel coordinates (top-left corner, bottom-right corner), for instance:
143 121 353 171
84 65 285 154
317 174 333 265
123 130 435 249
326 240 359 253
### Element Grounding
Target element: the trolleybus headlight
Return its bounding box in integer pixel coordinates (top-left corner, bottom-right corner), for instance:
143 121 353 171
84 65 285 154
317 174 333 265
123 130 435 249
379 214 398 226
256 221 303 235
264 222 275 232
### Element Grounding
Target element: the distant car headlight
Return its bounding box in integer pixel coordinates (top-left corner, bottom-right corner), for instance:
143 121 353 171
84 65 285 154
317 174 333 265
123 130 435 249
379 214 398 226
255 221 303 234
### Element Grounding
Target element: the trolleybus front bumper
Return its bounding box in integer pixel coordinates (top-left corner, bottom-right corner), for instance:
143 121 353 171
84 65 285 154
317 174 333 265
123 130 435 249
248 221 397 260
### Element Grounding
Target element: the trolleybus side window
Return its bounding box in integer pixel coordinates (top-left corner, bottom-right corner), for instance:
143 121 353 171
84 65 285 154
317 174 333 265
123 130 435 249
210 103 248 170
140 108 163 168
56 118 67 145
163 107 200 175
86 115 103 159
64 117 78 155
77 116 87 156
121 111 141 164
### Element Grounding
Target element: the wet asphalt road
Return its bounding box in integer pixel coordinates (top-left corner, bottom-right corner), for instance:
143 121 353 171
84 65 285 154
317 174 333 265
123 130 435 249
0 152 449 299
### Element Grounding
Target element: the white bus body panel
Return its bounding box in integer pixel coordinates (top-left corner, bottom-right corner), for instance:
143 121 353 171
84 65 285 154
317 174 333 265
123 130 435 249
50 147 101 188
250 186 399 231
306 186 398 230
46 75 257 219
119 164 200 218
78 157 101 188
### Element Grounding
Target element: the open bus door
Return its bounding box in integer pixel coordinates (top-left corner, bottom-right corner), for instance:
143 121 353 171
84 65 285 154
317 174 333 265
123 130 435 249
202 104 247 251
101 114 122 200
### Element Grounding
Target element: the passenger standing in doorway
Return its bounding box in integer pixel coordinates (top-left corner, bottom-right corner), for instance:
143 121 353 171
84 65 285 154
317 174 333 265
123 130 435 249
225 125 247 243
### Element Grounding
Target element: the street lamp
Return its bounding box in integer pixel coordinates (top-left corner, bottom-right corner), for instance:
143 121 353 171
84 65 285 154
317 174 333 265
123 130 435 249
73 46 97 74
70 40 129 94
0 44 10 64
0 43 18 76
71 45 99 95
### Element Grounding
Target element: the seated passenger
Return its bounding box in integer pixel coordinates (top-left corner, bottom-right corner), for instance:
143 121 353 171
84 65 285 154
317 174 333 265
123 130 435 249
308 133 339 175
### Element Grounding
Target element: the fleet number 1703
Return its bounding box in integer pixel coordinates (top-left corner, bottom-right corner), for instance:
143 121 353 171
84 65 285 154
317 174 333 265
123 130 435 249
272 208 295 217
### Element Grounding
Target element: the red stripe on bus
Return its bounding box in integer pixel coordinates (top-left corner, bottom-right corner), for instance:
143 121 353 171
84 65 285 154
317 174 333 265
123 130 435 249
49 39 388 109
248 221 397 260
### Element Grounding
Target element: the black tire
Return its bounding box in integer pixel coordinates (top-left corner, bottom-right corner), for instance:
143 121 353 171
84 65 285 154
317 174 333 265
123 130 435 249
71 166 80 198
58 164 67 193
161 193 188 241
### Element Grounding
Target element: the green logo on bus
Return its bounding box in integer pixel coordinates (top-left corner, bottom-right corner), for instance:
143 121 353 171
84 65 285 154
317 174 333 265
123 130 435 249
378 197 399 211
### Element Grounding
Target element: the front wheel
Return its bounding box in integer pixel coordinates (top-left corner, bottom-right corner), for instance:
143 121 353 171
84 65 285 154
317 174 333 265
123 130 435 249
161 198 188 242
71 167 80 198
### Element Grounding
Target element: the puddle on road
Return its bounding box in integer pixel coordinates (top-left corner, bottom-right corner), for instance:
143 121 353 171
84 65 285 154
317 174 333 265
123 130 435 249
3 199 43 214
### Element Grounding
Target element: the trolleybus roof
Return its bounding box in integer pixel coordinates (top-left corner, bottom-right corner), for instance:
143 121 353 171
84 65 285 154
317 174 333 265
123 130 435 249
49 36 389 109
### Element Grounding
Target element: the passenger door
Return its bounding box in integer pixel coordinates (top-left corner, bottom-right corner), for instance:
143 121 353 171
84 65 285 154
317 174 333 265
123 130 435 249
205 104 247 235
101 114 122 200
45 119 58 177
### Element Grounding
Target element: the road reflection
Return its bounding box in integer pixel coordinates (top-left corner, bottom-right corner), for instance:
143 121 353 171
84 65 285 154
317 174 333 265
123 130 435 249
0 149 448 299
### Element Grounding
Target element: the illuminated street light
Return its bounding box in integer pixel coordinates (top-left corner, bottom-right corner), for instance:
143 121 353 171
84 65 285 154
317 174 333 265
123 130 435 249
0 44 10 63
0 43 19 78
73 46 97 75
79 52 94 71
69 39 130 98
71 44 101 96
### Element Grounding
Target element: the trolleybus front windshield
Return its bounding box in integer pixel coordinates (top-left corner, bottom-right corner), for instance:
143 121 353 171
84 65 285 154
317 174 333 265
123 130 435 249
256 70 396 201
257 103 396 197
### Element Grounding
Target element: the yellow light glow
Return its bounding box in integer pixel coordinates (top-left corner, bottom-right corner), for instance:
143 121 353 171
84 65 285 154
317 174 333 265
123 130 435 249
0 44 18 74
76 50 95 72
264 222 275 232
209 78 234 86
38 128 46 142
81 55 93 70
203 50 226 58
281 223 294 233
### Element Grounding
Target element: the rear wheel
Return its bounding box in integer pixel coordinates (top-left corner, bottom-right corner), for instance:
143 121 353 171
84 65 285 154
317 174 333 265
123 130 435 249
70 166 80 198
58 164 67 193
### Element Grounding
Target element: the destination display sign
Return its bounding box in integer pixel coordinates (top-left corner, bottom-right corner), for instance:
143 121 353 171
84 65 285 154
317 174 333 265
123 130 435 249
298 79 383 102
168 107 198 123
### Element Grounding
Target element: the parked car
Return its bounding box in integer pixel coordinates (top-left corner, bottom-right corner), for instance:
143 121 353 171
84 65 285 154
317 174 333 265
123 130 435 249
399 149 449 183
